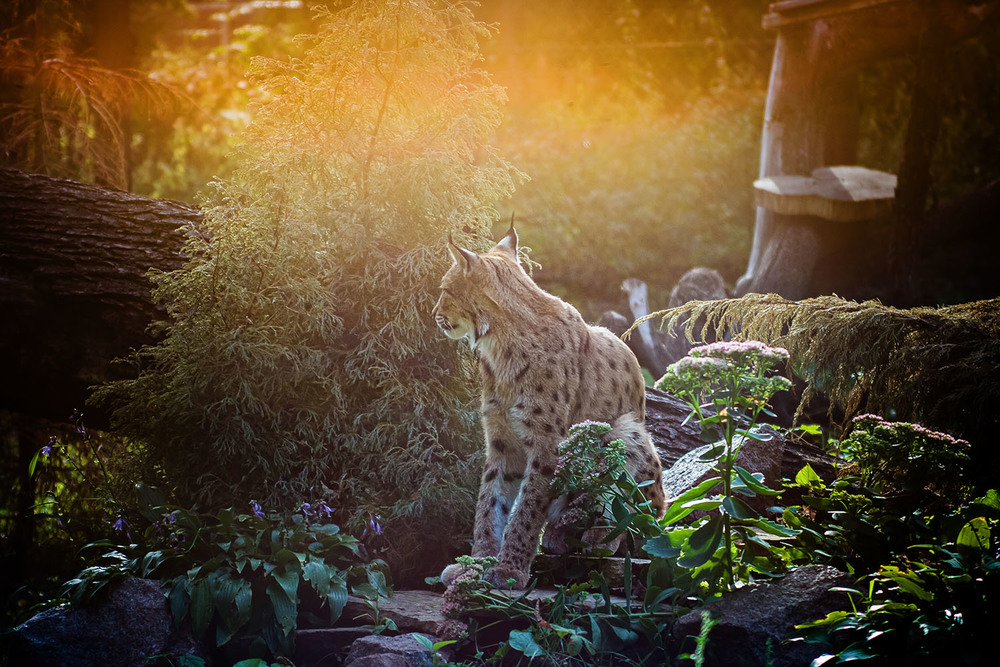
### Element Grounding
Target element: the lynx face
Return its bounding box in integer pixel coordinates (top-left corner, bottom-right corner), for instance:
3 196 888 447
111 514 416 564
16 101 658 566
432 286 475 342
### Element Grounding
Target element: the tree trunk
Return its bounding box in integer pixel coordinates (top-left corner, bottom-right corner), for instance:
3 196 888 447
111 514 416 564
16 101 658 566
0 167 198 424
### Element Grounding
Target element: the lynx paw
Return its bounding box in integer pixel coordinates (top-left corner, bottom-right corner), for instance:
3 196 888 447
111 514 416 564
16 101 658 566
485 563 529 590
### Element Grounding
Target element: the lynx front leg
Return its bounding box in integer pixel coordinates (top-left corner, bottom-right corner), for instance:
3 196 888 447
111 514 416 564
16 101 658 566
471 439 524 557
488 448 558 588
442 435 523 587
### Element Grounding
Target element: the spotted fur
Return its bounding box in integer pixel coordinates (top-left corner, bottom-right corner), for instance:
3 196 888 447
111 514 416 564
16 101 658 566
433 226 666 588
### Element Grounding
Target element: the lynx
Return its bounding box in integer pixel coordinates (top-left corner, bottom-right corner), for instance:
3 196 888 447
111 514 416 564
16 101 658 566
433 226 665 588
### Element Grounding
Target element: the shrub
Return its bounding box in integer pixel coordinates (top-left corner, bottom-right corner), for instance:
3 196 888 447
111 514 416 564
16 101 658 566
60 485 384 659
93 0 522 581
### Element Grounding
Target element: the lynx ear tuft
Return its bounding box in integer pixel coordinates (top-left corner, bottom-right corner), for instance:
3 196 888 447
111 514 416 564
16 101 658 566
490 219 518 262
448 232 480 272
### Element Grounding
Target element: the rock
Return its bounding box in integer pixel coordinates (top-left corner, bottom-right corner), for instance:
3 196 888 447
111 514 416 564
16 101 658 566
671 565 855 667
296 627 379 667
344 633 447 667
9 577 205 667
664 268 728 365
342 590 447 634
661 427 785 516
533 555 651 589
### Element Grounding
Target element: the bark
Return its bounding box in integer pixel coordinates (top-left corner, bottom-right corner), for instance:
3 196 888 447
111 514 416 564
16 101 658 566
0 166 198 424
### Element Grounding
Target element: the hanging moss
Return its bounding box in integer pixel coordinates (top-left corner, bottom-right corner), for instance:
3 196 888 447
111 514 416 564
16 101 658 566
640 294 1000 463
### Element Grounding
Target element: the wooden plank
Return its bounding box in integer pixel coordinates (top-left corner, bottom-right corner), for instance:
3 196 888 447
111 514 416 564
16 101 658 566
763 0 900 29
753 166 896 222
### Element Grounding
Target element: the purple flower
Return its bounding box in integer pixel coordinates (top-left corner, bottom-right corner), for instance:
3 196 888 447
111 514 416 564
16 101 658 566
316 500 334 517
299 502 313 516
113 513 129 533
368 512 383 536
249 500 265 519
41 445 52 458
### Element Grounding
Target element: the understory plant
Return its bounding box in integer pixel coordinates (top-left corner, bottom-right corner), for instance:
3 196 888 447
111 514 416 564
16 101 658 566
653 341 794 593
92 0 522 582
783 428 995 665
60 484 385 658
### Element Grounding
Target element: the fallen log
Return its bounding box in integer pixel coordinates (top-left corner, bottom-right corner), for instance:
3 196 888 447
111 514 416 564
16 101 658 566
645 386 834 482
0 166 198 423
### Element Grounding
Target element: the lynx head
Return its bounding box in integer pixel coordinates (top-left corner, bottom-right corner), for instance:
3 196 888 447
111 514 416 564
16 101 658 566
432 225 519 346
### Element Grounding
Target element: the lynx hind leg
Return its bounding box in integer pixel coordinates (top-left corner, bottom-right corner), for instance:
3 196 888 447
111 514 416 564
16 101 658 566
608 413 666 519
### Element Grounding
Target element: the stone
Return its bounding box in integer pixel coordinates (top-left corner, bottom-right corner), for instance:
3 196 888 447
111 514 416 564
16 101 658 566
661 426 785 516
533 554 651 589
344 632 446 667
9 577 205 667
342 590 447 634
296 626 379 667
671 564 855 667
664 268 728 365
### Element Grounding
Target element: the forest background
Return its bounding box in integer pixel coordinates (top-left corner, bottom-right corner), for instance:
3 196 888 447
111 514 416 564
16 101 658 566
2 0 999 625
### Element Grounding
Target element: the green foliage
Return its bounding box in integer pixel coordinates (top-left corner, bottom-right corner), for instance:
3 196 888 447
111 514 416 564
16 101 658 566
0 0 184 188
503 99 759 307
789 487 1000 666
131 16 311 200
655 341 793 592
442 571 676 666
842 414 972 498
93 0 522 580
60 484 382 659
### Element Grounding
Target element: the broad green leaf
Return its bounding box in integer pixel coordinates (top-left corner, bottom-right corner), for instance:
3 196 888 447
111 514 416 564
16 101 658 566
643 535 680 559
957 517 991 551
508 629 545 657
747 518 797 537
303 560 331 597
795 464 822 487
27 449 41 479
722 495 757 519
168 576 191 627
879 567 932 602
734 466 781 495
265 577 298 636
134 483 168 523
678 515 723 569
328 577 348 624
975 489 1000 511
368 570 391 598
272 567 300 604
234 580 252 627
189 578 214 639
681 498 722 511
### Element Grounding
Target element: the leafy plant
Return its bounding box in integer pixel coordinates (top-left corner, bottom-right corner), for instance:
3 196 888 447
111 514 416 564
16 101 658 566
443 570 675 666
791 489 1000 665
840 414 971 499
93 0 522 582
59 484 383 658
653 341 794 593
